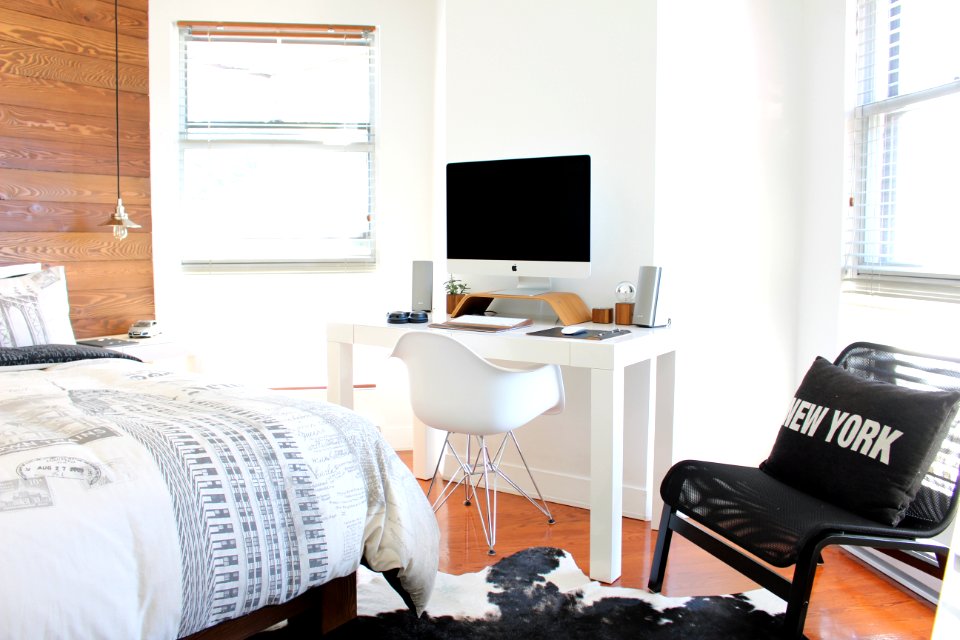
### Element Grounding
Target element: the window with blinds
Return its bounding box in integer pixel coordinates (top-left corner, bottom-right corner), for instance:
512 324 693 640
845 0 960 299
177 22 377 270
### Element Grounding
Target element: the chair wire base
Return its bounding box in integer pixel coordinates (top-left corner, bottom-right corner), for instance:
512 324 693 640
426 432 555 555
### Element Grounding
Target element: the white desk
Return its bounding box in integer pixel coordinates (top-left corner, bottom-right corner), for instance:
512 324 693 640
326 318 676 584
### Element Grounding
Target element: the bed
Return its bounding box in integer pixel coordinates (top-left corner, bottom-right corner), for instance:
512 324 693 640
0 266 439 639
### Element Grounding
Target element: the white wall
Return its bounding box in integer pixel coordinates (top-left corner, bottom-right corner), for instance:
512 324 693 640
795 0 849 371
653 0 810 466
149 0 440 399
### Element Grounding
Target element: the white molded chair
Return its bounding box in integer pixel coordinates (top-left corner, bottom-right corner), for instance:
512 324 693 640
390 331 564 555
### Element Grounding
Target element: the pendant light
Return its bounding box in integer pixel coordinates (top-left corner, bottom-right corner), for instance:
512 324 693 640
101 0 140 240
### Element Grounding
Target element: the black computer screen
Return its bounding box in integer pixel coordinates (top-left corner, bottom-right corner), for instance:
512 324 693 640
445 155 591 267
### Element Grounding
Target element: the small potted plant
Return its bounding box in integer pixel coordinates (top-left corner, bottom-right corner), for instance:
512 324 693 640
444 275 470 314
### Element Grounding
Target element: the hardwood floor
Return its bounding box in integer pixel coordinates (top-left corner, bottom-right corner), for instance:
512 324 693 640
399 451 937 640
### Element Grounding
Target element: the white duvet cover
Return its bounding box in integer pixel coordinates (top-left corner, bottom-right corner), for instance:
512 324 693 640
0 357 438 639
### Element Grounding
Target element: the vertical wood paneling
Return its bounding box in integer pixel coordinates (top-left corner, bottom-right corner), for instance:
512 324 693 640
0 0 152 339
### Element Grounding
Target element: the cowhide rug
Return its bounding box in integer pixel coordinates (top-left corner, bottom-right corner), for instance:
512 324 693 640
311 546 790 639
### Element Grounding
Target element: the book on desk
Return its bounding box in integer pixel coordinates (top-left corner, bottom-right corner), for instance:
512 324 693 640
429 315 533 332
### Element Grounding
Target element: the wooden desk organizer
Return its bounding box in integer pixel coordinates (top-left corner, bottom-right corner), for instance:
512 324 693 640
450 291 591 326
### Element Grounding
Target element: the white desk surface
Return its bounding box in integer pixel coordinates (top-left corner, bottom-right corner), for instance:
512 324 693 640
326 316 677 583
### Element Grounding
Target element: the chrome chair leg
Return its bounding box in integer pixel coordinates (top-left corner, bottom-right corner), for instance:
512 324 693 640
485 432 555 523
479 438 497 554
430 432 555 556
463 435 475 506
425 433 450 498
428 436 476 512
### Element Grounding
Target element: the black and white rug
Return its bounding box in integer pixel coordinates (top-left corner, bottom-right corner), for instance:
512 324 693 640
320 546 790 639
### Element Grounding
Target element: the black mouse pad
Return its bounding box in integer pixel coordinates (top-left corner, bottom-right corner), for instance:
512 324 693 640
527 327 632 340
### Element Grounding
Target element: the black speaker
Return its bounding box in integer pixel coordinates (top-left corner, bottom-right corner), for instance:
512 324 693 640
412 260 432 312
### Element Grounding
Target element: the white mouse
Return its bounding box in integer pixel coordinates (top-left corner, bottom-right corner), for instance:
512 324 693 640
560 325 587 335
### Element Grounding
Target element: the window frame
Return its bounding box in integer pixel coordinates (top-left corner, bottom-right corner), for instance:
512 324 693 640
844 0 960 300
176 22 379 273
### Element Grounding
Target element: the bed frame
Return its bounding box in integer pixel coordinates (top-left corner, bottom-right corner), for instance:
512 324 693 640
180 573 357 639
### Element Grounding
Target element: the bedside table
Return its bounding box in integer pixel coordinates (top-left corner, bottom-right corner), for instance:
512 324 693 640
80 334 193 369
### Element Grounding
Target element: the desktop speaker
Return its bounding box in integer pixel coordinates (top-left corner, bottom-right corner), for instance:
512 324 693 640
632 266 670 328
412 260 433 313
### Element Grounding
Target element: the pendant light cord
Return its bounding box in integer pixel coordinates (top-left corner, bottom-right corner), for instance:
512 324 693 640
114 0 120 201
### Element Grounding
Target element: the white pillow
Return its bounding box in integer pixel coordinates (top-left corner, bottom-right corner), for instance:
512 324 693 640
0 266 76 347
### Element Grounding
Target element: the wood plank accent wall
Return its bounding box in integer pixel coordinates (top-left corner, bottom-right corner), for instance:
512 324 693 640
0 0 153 339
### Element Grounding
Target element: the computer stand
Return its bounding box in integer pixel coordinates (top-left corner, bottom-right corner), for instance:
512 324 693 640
450 291 591 326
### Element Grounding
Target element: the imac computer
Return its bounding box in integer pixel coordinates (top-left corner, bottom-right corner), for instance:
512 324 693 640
445 154 591 296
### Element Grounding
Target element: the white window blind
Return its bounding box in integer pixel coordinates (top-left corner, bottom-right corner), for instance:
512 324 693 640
177 22 377 271
845 0 960 299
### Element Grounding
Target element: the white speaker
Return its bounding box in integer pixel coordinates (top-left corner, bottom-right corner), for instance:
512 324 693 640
632 265 670 328
412 260 433 312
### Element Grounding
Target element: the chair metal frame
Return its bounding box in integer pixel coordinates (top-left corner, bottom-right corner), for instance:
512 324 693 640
647 342 960 638
426 431 555 554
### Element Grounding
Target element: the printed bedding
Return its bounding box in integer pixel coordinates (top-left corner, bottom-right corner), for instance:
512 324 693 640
0 346 439 639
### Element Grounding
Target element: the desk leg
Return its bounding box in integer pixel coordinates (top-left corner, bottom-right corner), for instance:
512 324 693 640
326 341 354 409
651 351 676 530
589 366 625 584
411 417 444 481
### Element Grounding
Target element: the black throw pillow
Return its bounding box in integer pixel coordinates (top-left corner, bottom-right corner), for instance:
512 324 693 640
760 356 960 525
0 344 142 368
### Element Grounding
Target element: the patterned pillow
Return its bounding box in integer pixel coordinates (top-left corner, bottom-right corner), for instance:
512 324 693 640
760 356 960 525
0 266 76 347
0 344 142 370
